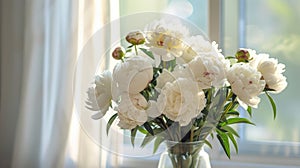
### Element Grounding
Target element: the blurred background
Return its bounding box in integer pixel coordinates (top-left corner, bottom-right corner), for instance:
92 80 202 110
1 0 299 167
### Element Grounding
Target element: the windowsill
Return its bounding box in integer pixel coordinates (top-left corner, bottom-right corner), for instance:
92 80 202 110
211 160 300 168
115 154 300 168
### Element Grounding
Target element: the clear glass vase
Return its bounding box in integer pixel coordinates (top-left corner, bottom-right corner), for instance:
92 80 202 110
157 141 211 168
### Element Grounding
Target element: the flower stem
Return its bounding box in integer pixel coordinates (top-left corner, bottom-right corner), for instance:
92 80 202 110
162 60 167 69
134 45 138 55
190 126 194 142
178 125 181 141
220 90 236 120
161 116 175 141
226 90 233 102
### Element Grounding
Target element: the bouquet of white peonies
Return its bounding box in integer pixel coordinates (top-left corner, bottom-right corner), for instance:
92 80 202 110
86 18 287 158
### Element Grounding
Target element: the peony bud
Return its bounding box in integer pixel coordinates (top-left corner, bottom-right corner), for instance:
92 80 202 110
112 47 125 60
126 31 145 45
235 49 251 62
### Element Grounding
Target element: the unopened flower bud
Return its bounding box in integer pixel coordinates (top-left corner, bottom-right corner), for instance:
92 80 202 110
112 47 125 60
126 31 145 45
235 49 251 62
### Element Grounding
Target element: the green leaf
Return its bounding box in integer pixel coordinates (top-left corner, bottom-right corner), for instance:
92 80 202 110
143 122 154 135
140 48 154 59
224 101 235 112
167 59 177 71
127 44 134 48
106 113 118 135
225 118 255 126
204 140 213 149
140 133 155 148
247 106 252 117
226 110 240 116
228 132 238 154
138 126 148 134
153 136 164 154
130 127 138 147
221 125 240 138
265 91 277 119
216 130 231 159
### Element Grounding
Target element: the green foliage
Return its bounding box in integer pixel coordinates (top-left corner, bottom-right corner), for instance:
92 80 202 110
216 129 231 158
223 118 255 126
140 48 154 59
221 126 239 137
130 127 138 147
247 106 252 117
137 126 148 134
140 133 155 148
204 140 212 149
228 132 238 154
106 113 118 135
265 91 277 119
143 122 154 136
153 136 164 154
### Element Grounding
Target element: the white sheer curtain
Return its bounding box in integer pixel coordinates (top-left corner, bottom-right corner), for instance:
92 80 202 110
0 0 113 167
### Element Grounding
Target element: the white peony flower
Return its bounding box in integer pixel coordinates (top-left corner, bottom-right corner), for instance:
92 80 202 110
112 56 153 96
86 70 112 119
117 93 148 129
250 53 287 93
227 63 266 108
157 78 206 126
144 18 189 61
188 53 229 89
156 65 193 90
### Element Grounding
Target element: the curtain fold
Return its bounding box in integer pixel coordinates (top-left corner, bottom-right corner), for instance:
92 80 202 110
0 0 112 167
11 0 77 167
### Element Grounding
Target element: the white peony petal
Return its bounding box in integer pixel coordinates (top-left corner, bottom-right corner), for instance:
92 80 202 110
144 17 189 60
86 88 99 110
116 93 149 129
250 53 288 93
91 112 106 120
146 100 162 118
157 78 206 126
227 63 265 108
87 70 113 120
156 69 176 89
188 54 228 89
113 56 153 95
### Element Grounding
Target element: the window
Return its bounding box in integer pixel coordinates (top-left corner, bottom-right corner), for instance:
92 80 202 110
82 0 300 167
211 0 300 167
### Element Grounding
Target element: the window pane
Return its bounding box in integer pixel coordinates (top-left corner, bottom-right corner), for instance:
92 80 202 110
243 0 300 143
119 0 208 34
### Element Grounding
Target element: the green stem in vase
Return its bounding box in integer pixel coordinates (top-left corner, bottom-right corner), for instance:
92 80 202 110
167 142 204 168
178 124 181 142
190 126 194 142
